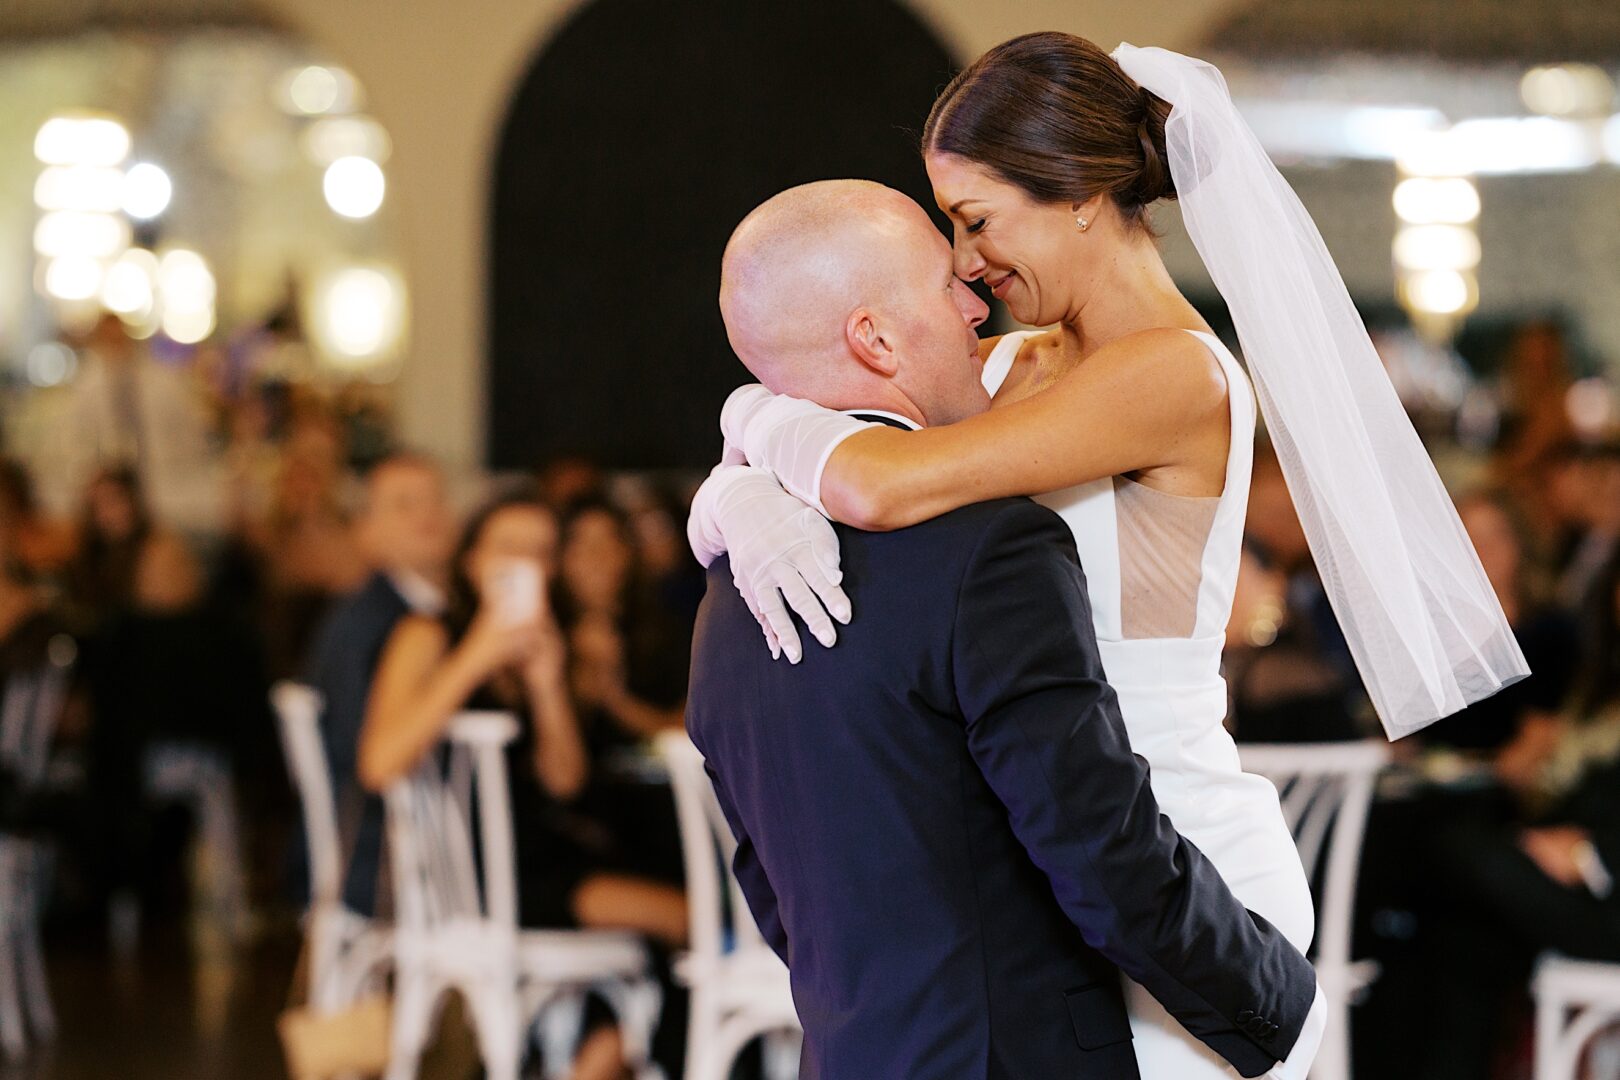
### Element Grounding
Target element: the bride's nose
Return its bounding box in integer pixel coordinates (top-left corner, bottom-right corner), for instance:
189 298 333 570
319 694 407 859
954 242 987 282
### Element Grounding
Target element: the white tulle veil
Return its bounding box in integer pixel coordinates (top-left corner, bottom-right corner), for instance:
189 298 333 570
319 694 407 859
1110 43 1528 738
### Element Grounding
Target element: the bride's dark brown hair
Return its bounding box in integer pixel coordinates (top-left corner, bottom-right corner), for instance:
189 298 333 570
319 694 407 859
922 31 1176 230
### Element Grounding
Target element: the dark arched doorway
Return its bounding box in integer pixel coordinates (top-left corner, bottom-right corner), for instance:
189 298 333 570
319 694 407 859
489 0 960 468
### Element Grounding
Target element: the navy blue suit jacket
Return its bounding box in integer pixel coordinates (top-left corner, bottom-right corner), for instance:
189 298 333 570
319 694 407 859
687 495 1316 1079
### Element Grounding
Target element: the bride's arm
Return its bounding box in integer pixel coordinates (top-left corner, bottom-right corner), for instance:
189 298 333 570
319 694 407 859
821 328 1230 530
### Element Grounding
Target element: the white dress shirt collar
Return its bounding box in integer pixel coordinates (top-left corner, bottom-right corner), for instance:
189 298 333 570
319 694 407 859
387 569 446 616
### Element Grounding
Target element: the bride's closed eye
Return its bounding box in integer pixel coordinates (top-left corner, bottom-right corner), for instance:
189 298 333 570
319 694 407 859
966 218 987 235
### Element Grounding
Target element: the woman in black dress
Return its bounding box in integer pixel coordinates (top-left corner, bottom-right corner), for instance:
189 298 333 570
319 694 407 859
361 488 686 1080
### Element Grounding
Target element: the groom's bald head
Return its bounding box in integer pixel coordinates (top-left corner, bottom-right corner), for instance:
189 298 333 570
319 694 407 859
720 180 911 381
719 180 990 425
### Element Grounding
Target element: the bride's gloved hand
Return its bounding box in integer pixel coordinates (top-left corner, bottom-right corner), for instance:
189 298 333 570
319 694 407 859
720 384 878 516
687 454 851 663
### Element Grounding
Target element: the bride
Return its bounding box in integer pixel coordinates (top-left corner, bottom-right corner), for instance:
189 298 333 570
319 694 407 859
690 32 1528 1076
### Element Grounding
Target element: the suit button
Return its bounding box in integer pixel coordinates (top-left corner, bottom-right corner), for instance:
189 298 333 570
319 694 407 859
1237 1009 1256 1024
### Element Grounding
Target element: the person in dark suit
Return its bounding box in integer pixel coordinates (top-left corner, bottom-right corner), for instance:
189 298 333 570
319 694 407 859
302 452 455 913
686 181 1321 1079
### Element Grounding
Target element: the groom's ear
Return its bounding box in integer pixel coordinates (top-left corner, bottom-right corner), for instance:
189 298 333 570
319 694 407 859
847 308 898 377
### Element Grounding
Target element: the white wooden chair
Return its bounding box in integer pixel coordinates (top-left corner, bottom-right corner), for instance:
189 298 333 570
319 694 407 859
271 681 393 1011
1534 955 1620 1079
143 739 249 944
656 731 800 1080
0 651 73 1061
1238 740 1390 1080
385 711 662 1080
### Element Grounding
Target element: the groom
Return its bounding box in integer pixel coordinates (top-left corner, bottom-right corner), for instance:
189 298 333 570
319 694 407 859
686 180 1322 1079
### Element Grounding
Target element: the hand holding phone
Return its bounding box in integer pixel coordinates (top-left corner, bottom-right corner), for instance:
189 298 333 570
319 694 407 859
483 557 544 627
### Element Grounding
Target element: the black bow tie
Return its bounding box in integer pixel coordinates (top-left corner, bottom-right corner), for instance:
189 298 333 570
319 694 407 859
850 413 914 431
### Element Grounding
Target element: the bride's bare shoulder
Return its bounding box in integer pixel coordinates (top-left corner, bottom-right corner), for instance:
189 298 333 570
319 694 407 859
1095 327 1229 411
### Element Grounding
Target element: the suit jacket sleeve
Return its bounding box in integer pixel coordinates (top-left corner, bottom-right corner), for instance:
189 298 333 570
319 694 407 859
704 762 790 962
951 501 1316 1078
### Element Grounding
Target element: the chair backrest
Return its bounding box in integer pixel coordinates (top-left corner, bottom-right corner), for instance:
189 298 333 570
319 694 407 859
0 641 75 789
1237 740 1389 969
385 711 520 935
656 731 771 967
272 680 347 907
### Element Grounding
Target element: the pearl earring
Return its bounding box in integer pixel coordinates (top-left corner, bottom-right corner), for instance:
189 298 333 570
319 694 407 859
1075 215 1090 232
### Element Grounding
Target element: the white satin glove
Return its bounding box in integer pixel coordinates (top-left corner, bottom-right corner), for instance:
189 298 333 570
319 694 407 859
687 456 851 663
720 385 878 516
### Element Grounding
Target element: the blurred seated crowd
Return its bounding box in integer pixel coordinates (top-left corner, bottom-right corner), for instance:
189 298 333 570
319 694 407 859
0 319 706 1077
0 311 1616 1078
304 457 696 1076
1225 402 1620 1073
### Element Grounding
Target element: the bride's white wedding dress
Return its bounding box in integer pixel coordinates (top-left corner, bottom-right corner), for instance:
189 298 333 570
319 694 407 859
982 328 1315 1077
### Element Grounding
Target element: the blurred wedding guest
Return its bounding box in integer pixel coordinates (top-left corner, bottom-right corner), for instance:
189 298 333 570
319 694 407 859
536 454 606 514
1224 543 1361 742
63 466 152 633
0 534 110 930
0 460 74 580
230 298 316 395
95 532 270 754
259 409 365 573
1417 554 1620 1080
302 452 456 914
50 313 220 532
247 411 369 678
0 536 74 833
555 499 690 749
1225 447 1363 741
1419 494 1578 785
334 381 395 472
360 490 685 1080
625 481 705 631
0 545 67 696
1493 320 1576 497
1552 443 1620 612
57 466 155 915
82 530 272 921
359 491 684 938
1244 446 1354 686
554 497 693 1070
549 497 694 1008
219 383 284 543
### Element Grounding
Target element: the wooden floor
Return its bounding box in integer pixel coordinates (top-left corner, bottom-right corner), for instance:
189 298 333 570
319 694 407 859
0 924 297 1080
